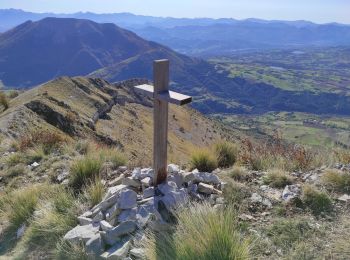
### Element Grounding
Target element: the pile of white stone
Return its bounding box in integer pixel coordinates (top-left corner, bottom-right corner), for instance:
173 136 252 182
63 164 225 259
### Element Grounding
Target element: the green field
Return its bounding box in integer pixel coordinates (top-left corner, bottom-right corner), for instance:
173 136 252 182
215 112 350 148
210 47 350 95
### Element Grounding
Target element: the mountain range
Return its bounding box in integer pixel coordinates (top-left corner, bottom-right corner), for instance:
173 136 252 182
1 9 350 56
0 17 350 116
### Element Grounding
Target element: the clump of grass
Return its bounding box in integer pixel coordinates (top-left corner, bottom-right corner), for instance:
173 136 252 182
56 239 88 260
263 169 293 188
84 179 105 207
190 149 217 172
0 91 9 110
69 156 102 190
322 169 350 193
143 203 250 260
6 165 25 178
18 130 66 154
0 185 49 229
265 218 313 253
25 187 78 250
215 142 238 168
7 90 19 99
6 153 24 166
302 185 332 216
229 166 249 182
25 146 46 164
98 147 126 169
334 149 350 164
75 140 91 155
223 182 250 210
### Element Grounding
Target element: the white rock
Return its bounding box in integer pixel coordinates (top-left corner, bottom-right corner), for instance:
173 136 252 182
167 164 180 174
93 211 104 222
64 223 99 243
108 174 126 187
119 189 137 209
130 248 145 259
78 216 93 226
102 221 136 246
57 171 69 182
100 238 130 259
100 220 113 231
94 185 128 212
161 188 189 210
31 162 40 168
16 224 26 239
141 177 152 187
193 172 221 184
198 183 222 195
182 172 195 183
158 181 177 195
282 185 301 201
338 194 350 202
105 203 121 222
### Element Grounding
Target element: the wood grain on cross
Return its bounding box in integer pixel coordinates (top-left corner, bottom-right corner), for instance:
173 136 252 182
134 59 192 185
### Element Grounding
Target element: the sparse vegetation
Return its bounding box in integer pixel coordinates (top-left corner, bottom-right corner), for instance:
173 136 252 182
322 169 350 193
98 147 126 169
84 178 105 206
263 169 293 188
143 203 250 260
229 166 249 182
302 185 333 216
215 142 238 168
190 149 217 172
0 91 9 110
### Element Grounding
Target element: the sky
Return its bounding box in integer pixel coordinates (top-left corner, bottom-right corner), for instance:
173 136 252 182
0 0 348 24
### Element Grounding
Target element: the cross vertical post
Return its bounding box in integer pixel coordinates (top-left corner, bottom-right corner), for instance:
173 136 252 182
134 59 192 186
153 59 169 185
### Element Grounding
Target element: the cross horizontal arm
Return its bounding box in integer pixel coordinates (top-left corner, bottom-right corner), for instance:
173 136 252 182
134 84 192 106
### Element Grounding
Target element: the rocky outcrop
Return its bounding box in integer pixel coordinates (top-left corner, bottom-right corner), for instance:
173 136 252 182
63 164 225 259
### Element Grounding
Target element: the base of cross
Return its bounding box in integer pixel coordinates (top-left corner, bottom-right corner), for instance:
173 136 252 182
134 59 192 186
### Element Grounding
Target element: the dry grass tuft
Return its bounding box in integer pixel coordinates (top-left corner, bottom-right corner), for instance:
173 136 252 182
263 169 294 188
0 91 9 110
190 149 217 172
215 141 238 168
302 185 333 216
322 169 350 193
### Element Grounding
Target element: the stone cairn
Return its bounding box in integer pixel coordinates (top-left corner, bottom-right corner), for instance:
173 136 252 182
63 164 225 259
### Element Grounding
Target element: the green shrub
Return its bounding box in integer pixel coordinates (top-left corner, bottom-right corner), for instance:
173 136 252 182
69 156 102 190
263 169 293 188
84 179 105 207
190 149 217 172
215 142 238 168
229 166 249 182
0 91 9 110
322 169 350 193
143 203 250 260
302 185 332 216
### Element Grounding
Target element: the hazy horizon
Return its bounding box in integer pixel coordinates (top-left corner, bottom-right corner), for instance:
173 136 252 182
0 0 348 24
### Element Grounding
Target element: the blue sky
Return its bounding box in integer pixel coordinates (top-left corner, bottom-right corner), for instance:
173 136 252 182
0 0 348 24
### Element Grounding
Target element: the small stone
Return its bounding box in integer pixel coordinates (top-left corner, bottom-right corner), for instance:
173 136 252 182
198 183 222 195
182 172 195 183
141 177 152 187
168 164 180 174
100 238 130 259
338 194 350 202
118 166 128 172
119 189 137 209
30 162 40 168
282 185 301 201
16 224 26 239
108 174 126 186
100 220 113 231
105 203 121 222
78 216 93 226
122 177 141 188
193 172 221 184
93 211 104 222
57 171 69 182
239 214 255 221
130 248 145 259
143 187 154 199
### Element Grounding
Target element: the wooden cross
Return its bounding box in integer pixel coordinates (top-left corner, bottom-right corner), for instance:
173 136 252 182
134 59 192 186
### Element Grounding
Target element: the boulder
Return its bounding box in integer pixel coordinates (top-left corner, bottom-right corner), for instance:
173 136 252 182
118 208 137 223
78 216 93 226
119 189 137 209
282 184 301 201
193 172 221 184
100 220 113 231
160 188 188 210
167 164 180 174
143 187 155 199
64 223 99 243
86 233 105 256
102 221 136 246
100 238 131 259
158 181 177 195
122 177 141 189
